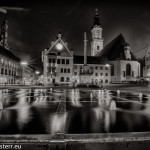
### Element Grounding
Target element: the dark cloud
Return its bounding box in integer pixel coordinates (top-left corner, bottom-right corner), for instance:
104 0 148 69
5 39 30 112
0 0 150 72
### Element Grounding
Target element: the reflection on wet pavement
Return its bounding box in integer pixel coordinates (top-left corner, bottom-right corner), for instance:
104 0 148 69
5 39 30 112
0 88 150 134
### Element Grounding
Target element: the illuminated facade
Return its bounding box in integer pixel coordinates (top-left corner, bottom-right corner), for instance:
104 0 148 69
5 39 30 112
143 47 150 78
0 8 22 85
42 9 140 85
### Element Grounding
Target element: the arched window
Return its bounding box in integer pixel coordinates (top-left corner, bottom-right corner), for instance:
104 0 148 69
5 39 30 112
66 77 70 82
126 64 131 76
105 79 108 83
111 64 114 76
60 77 64 82
97 46 99 50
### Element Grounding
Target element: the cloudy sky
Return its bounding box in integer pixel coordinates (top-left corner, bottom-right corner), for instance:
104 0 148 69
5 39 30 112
0 0 150 71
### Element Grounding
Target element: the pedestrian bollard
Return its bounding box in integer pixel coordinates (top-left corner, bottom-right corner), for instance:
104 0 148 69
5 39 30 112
117 90 120 97
0 99 3 110
139 92 143 98
90 93 93 100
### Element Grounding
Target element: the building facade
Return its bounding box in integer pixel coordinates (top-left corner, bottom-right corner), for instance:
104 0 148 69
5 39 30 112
42 9 140 85
42 33 74 85
0 8 22 85
143 47 150 78
0 46 22 85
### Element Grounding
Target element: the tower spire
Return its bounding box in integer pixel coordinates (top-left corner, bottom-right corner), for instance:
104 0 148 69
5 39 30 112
93 8 101 27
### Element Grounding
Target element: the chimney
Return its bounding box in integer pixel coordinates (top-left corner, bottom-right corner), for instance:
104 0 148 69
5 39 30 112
84 32 88 65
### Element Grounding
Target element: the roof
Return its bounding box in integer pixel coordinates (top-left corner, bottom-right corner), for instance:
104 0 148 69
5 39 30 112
97 34 137 61
0 8 7 33
134 46 149 59
46 35 73 57
0 46 21 62
74 55 108 64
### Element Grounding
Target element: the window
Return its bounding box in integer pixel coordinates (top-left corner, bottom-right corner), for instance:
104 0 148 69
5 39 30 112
100 73 103 76
105 67 108 70
105 79 108 83
111 64 114 76
66 59 69 64
5 69 7 75
97 46 99 50
95 73 98 76
57 59 60 64
66 77 70 82
60 77 64 82
49 59 51 63
62 59 65 64
74 72 77 75
68 69 70 73
9 70 11 75
106 73 108 76
1 68 4 74
95 66 98 69
61 68 63 73
64 68 67 73
126 64 131 76
100 66 103 70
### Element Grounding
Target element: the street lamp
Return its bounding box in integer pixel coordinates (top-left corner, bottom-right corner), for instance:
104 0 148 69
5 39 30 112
35 71 40 75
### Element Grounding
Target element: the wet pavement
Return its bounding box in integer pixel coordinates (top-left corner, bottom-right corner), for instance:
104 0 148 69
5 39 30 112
0 88 150 134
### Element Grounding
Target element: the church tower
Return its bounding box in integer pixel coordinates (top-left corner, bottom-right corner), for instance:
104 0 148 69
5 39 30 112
91 8 103 56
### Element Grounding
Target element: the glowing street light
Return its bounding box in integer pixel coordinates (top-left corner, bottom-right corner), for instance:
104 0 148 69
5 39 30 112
56 43 63 50
21 61 28 66
35 71 40 75
106 64 109 67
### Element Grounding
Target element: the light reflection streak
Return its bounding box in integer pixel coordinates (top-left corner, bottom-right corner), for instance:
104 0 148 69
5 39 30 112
50 113 67 134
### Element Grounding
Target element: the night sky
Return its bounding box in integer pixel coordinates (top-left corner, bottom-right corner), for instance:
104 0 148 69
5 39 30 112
0 0 150 72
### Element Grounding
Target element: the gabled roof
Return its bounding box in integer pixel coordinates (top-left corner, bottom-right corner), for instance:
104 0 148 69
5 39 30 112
135 46 149 59
46 36 73 57
97 34 137 61
74 55 108 64
0 45 21 62
0 8 7 33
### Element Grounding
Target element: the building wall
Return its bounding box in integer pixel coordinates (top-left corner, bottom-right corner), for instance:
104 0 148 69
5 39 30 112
45 55 73 85
143 49 150 77
73 64 111 84
110 60 140 83
0 55 22 85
